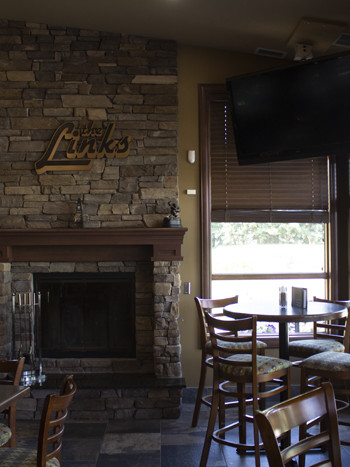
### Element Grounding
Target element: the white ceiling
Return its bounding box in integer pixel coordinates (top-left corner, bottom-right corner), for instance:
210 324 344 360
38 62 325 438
2 0 350 60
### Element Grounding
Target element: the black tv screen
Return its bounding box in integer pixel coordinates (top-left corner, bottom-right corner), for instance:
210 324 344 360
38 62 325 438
227 52 350 165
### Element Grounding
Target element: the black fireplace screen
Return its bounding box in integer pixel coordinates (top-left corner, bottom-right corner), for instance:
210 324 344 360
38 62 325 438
34 273 135 358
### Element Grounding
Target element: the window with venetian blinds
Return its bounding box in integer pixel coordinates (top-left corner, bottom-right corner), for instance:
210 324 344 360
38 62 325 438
210 93 329 223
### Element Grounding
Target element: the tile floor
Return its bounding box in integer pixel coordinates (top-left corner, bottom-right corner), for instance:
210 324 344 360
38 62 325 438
15 388 350 466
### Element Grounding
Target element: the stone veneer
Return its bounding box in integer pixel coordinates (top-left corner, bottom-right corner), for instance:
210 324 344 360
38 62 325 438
0 20 185 419
0 19 178 230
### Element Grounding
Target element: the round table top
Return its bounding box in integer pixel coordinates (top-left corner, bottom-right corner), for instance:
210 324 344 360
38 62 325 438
224 300 348 323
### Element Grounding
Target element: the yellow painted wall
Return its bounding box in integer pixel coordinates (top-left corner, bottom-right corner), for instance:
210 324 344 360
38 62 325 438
177 44 286 387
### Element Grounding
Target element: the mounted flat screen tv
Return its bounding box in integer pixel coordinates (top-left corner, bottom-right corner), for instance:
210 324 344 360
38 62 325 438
227 52 350 165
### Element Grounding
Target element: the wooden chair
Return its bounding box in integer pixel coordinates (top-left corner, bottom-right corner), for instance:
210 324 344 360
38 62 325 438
289 297 350 359
0 375 76 466
192 296 267 427
199 313 291 467
300 344 350 446
255 381 342 467
0 357 25 447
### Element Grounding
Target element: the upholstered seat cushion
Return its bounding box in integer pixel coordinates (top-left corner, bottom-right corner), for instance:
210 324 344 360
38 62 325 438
0 448 60 466
300 350 350 372
219 354 292 378
0 423 11 447
206 339 267 354
289 338 345 358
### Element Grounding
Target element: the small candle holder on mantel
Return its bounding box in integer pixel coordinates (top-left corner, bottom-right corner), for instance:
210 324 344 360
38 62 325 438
163 201 182 228
72 198 84 228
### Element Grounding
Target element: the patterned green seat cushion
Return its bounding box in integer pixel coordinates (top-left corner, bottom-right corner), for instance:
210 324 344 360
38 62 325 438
300 350 350 372
206 339 267 354
0 448 60 466
289 338 344 358
0 423 11 447
219 354 292 378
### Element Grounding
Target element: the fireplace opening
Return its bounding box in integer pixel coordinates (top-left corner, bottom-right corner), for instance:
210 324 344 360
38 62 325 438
34 272 135 359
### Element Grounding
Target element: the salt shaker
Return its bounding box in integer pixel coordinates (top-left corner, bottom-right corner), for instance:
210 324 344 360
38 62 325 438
279 286 287 307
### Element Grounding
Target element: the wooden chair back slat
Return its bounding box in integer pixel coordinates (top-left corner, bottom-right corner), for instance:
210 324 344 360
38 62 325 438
313 297 350 352
205 312 258 379
195 296 239 348
255 382 342 467
37 375 76 467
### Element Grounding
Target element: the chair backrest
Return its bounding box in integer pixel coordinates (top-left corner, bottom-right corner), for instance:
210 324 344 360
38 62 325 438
37 375 76 467
255 382 342 467
313 297 350 352
205 311 258 380
0 357 25 386
194 296 238 352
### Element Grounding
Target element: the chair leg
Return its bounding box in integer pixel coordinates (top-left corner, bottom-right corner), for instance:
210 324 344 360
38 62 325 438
253 393 260 467
258 383 266 410
200 382 219 467
7 404 16 448
192 356 208 427
218 381 225 431
300 368 308 394
238 383 247 450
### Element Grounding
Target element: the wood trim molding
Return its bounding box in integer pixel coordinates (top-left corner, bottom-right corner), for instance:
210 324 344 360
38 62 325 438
0 228 187 262
199 84 228 297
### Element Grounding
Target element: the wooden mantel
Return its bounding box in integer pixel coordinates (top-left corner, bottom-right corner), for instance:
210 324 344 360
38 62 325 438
0 228 187 262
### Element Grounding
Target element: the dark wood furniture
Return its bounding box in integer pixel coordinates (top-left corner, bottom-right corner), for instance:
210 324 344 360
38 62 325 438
300 345 350 446
289 297 350 359
192 296 238 427
224 300 348 360
199 314 291 467
0 375 76 466
0 357 25 447
0 385 29 413
255 381 342 467
193 296 267 427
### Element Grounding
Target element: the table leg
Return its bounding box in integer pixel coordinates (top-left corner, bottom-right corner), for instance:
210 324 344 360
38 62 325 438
278 321 294 459
279 322 289 360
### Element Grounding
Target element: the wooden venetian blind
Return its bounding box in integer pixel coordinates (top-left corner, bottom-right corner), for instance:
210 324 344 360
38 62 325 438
210 93 329 223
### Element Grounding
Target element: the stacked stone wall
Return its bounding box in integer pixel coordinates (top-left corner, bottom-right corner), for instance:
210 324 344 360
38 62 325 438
0 19 178 229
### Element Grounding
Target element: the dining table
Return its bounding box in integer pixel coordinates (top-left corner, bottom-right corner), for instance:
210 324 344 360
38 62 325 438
0 385 30 412
223 300 348 360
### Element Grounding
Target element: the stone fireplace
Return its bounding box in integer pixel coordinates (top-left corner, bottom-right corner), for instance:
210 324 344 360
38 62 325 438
0 19 186 419
0 227 186 419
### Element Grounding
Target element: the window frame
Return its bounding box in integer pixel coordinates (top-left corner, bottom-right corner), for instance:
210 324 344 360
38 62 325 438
199 84 349 341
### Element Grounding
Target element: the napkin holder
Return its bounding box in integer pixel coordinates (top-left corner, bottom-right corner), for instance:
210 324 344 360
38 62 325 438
292 287 308 309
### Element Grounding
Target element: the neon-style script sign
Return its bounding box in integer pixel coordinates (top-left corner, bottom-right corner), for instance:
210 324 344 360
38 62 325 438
35 121 130 174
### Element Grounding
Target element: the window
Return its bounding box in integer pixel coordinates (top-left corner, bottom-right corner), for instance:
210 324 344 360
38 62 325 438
211 222 327 333
199 85 331 334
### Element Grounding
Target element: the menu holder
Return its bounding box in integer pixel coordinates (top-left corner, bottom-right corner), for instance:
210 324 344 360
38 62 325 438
292 287 308 309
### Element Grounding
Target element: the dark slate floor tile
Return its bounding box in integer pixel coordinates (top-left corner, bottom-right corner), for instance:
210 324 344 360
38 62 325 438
63 421 107 439
96 452 161 467
161 443 226 467
105 418 160 434
60 462 96 467
62 438 103 463
14 391 350 467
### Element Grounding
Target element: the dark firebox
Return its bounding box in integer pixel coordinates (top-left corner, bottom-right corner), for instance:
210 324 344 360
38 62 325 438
34 273 135 358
